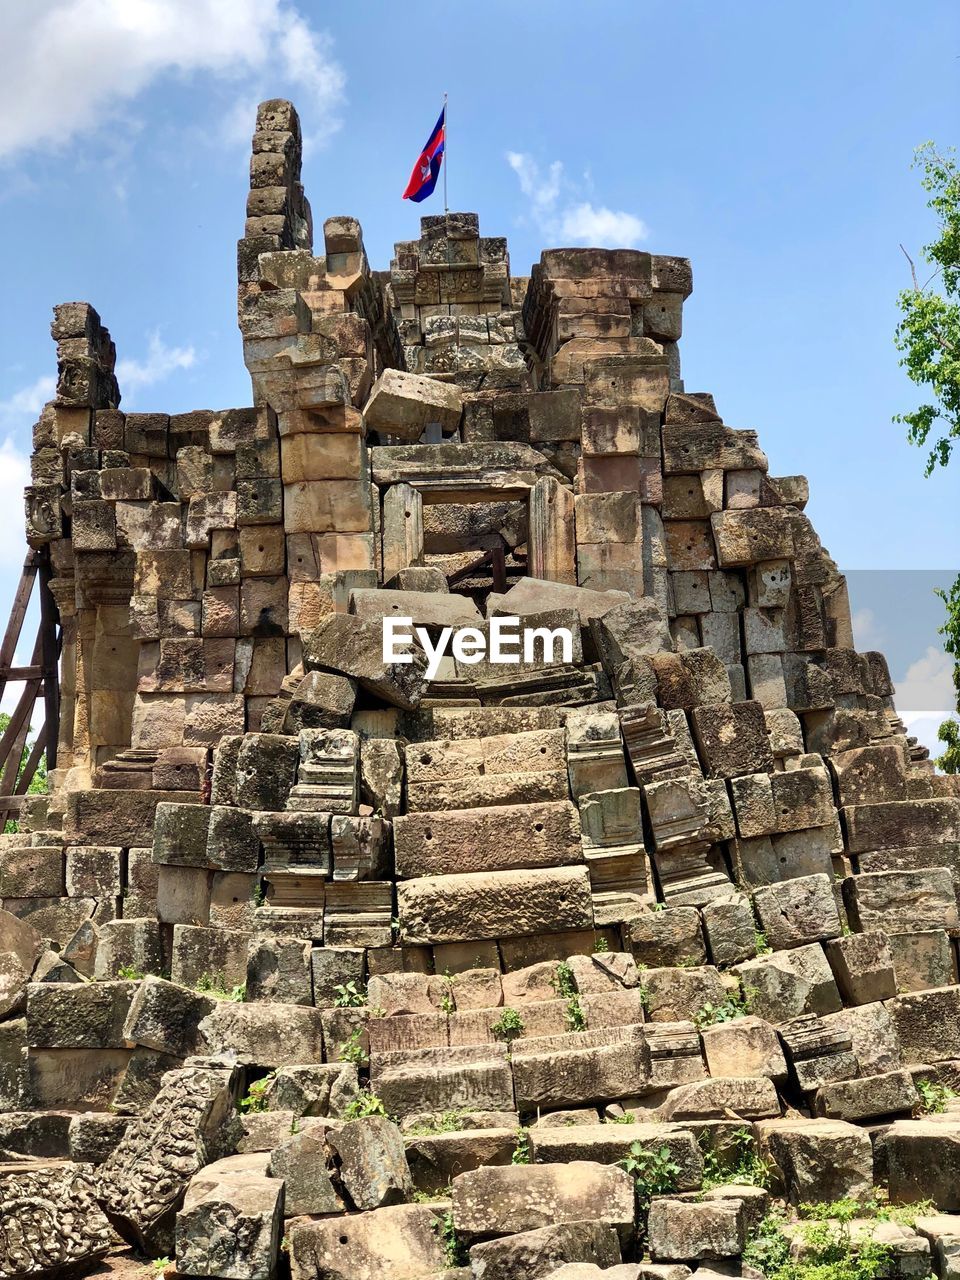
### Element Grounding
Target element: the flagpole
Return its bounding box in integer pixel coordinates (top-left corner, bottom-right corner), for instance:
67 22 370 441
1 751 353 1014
443 92 448 213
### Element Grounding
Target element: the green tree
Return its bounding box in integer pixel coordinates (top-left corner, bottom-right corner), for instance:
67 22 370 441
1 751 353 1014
0 713 49 833
895 143 960 771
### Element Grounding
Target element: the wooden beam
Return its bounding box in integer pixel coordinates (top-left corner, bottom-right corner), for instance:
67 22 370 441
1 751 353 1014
38 547 60 772
0 552 38 703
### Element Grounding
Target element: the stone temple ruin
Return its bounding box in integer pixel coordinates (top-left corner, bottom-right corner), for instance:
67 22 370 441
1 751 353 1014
5 96 960 1280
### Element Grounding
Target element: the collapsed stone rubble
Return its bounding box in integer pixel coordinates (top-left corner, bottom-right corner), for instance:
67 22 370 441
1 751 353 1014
3 97 960 1279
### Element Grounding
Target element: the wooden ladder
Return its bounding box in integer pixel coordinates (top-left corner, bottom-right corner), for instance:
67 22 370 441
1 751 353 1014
0 548 61 829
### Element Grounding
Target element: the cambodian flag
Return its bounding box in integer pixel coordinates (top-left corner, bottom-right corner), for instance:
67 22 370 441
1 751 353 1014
402 105 445 203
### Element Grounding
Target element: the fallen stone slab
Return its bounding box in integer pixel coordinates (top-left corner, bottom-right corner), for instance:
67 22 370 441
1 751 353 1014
404 1126 517 1194
527 1123 702 1189
452 1160 635 1238
199 1001 325 1066
886 987 960 1063
374 1043 515 1118
363 367 463 439
302 612 429 709
843 868 959 934
700 1016 788 1081
493 576 630 625
176 1154 284 1280
469 1221 623 1280
97 1063 237 1253
0 1159 113 1278
122 976 215 1057
885 1119 960 1209
288 1203 447 1280
268 1124 344 1215
658 1076 781 1121
814 1068 917 1122
327 1114 414 1209
511 1024 651 1109
648 1197 747 1261
754 1116 873 1204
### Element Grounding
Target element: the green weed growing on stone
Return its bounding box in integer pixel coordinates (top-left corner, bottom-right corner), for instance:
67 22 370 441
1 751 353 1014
511 1127 531 1165
491 1007 525 1041
915 1077 956 1114
196 971 245 1001
700 1126 771 1189
343 1088 386 1119
333 980 367 1008
618 1141 682 1237
754 930 772 955
434 1210 468 1268
117 964 145 980
337 1026 368 1067
694 987 752 1028
552 960 586 1031
238 1070 276 1113
745 1201 894 1280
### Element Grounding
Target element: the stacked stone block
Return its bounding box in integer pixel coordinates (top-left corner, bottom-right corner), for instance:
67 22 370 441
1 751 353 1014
3 96 960 1280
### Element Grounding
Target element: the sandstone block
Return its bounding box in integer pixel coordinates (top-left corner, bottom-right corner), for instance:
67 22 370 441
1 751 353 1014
397 866 594 945
394 801 581 878
452 1161 635 1238
288 1203 446 1280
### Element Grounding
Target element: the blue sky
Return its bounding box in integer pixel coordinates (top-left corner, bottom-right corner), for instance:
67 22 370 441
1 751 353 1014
0 0 957 747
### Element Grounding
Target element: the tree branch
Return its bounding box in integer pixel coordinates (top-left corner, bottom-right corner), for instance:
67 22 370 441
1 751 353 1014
900 242 920 290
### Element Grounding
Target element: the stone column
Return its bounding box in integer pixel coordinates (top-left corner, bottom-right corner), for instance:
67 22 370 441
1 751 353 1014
528 476 576 585
381 483 423 583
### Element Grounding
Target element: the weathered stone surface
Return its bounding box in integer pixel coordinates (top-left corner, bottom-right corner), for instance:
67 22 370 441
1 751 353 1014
327 1114 414 1209
843 868 959 934
268 1125 344 1214
198 1001 325 1065
0 1160 113 1278
395 801 581 878
660 1076 780 1120
512 1024 651 1109
397 866 594 945
27 980 134 1049
97 1064 236 1252
469 1222 623 1279
886 987 960 1063
176 1155 284 1280
123 977 214 1057
754 1117 874 1204
648 1198 747 1261
885 1120 960 1209
814 1068 917 1121
452 1161 635 1238
405 1126 517 1193
289 1203 446 1280
734 945 841 1023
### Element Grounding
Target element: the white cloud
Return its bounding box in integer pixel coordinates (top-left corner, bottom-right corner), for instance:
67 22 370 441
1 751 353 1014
0 375 56 424
0 0 346 162
506 151 648 248
116 332 196 401
851 607 883 651
0 438 32 568
894 644 955 716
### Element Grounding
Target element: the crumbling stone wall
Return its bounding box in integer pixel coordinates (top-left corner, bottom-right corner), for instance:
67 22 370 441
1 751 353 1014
6 96 960 1280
